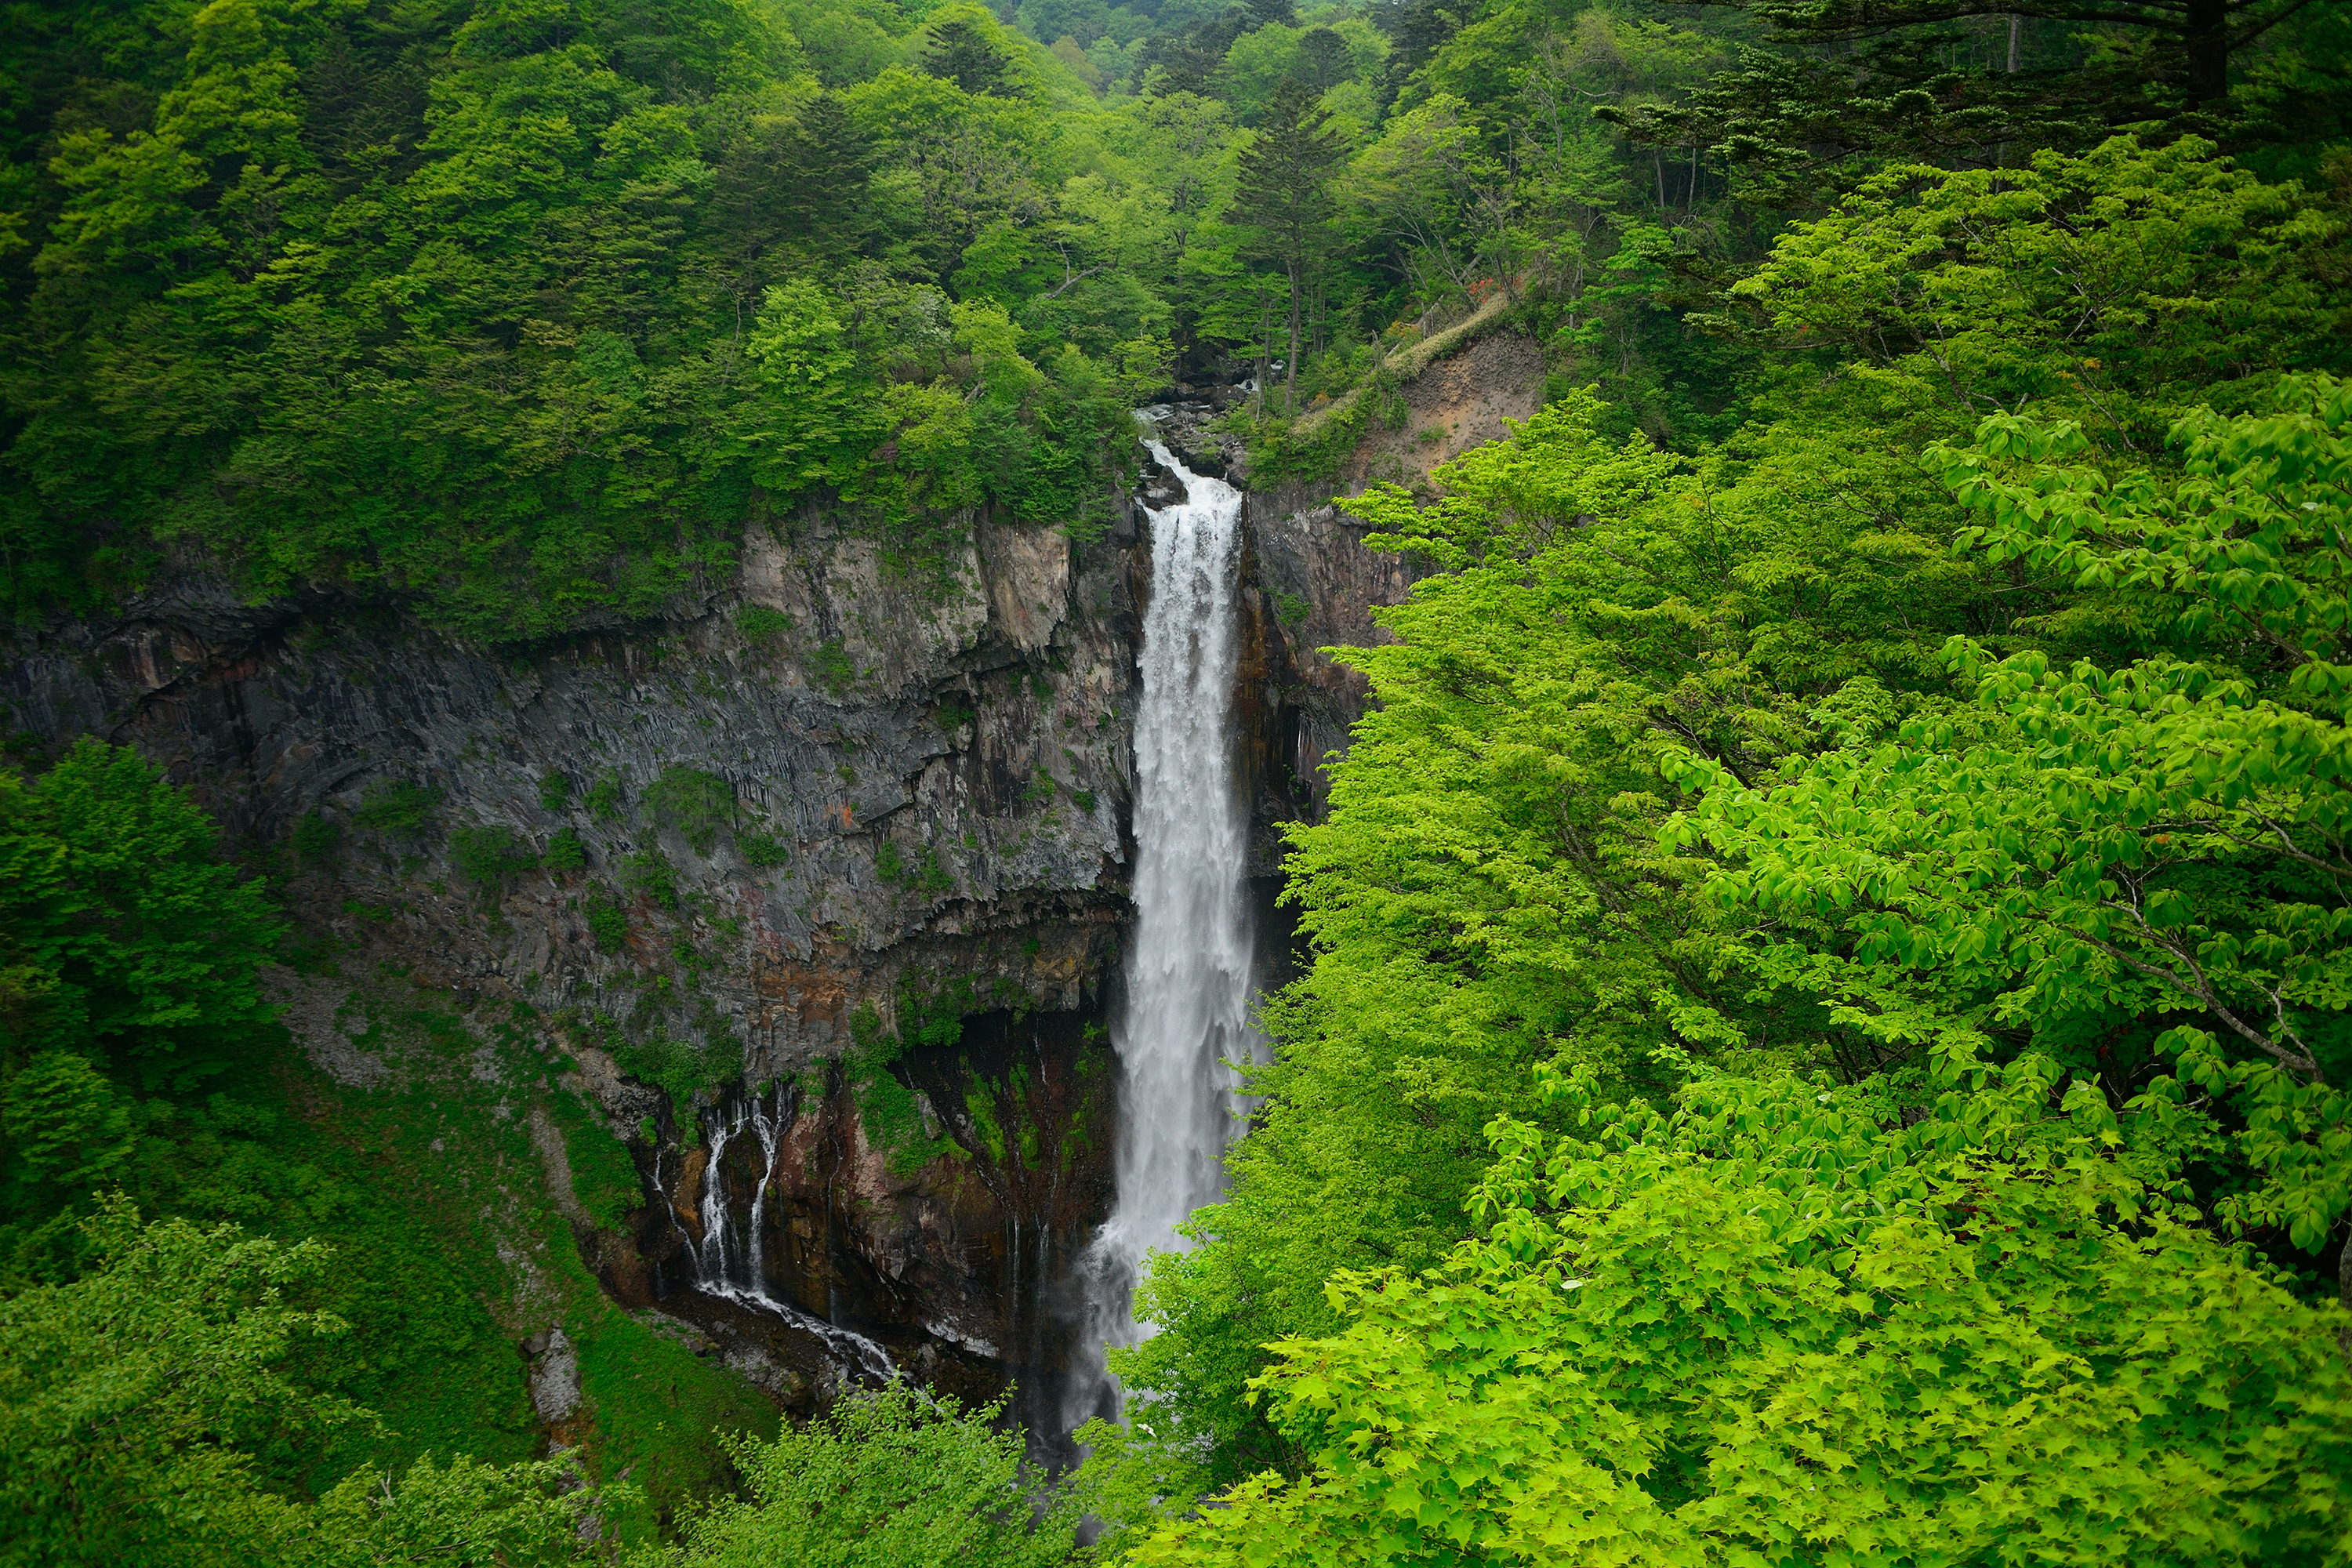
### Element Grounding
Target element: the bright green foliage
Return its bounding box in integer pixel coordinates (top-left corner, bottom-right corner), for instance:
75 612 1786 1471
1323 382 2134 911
809 639 858 695
586 771 625 822
1127 137 2352 1479
964 1083 1008 1164
647 1385 1097 1567
644 767 735 856
353 782 440 840
543 826 588 873
0 1196 360 1566
1725 137 2348 443
0 5 2343 1563
537 773 572 814
1675 376 2352 1258
855 1060 954 1176
1 1053 136 1208
0 0 1150 636
735 828 789 868
550 1094 642 1231
873 838 950 893
0 740 282 1089
735 605 795 643
449 824 539 888
1126 373 1984 1470
613 1031 743 1115
5 0 2341 634
0 757 750 1552
582 885 630 953
845 989 968 1174
625 848 680 911
314 1452 620 1568
0 757 550 1467
1130 1065 2352 1567
0 1198 622 1567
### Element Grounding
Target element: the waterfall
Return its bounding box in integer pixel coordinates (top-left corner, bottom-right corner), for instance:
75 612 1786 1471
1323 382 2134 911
1067 434 1260 1426
659 1082 901 1386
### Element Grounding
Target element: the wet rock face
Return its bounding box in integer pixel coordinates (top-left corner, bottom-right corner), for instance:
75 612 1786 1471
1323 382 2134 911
0 509 1145 1072
1233 492 1427 877
615 1007 1116 1438
0 503 1145 1417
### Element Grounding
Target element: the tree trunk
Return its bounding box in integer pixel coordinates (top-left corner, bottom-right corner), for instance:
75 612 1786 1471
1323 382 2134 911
2184 0 2228 104
1254 293 1272 420
2339 1221 2352 1359
1170 233 1192 385
1283 259 1301 418
2005 14 2020 72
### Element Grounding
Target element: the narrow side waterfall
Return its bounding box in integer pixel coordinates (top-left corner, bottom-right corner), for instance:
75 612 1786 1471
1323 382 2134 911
1068 435 1259 1426
652 1083 901 1385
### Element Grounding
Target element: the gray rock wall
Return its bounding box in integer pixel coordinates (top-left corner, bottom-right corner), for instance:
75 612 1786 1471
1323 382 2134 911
1 506 1147 1074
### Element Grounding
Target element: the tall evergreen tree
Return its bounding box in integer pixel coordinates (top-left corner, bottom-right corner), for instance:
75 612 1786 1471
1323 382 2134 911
1232 78 1345 416
920 18 1018 96
713 94 877 295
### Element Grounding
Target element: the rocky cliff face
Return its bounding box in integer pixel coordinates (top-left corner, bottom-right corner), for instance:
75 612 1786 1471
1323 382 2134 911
4 507 1142 1051
0 334 1547 1439
0 500 1146 1425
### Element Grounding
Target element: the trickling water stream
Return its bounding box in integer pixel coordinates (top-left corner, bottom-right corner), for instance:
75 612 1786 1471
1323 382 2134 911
1066 434 1261 1427
655 1084 902 1386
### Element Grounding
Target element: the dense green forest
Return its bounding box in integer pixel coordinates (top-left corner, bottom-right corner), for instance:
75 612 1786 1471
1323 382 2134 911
5 0 2352 1557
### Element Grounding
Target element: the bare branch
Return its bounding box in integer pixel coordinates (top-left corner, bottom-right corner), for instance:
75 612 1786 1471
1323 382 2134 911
2231 0 2324 47
1040 263 1106 301
2075 902 2326 1082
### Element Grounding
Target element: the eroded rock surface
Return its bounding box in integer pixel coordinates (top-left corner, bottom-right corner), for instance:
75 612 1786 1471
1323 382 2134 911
2 509 1144 1071
1 503 1145 1423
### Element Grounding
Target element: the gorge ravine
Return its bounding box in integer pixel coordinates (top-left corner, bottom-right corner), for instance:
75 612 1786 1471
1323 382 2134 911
0 343 1512 1446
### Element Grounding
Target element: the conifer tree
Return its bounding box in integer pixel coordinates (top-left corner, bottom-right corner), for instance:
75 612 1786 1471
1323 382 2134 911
1742 0 2314 106
1232 78 1345 416
1610 0 2345 195
920 18 1018 96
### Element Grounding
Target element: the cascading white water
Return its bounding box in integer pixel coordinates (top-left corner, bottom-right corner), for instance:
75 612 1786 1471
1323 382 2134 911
661 1083 900 1385
1067 434 1260 1425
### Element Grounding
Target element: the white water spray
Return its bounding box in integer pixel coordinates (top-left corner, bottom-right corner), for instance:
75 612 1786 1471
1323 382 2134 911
661 1084 901 1386
1069 434 1260 1425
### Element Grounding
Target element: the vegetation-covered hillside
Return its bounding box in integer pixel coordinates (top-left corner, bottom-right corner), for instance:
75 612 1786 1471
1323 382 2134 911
3 0 2350 1559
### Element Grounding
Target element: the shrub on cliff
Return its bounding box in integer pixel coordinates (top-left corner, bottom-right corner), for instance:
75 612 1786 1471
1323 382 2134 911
644 769 736 858
450 826 539 890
